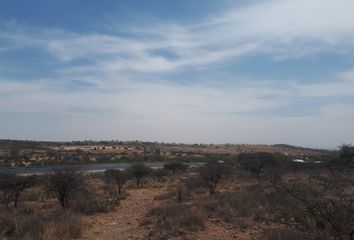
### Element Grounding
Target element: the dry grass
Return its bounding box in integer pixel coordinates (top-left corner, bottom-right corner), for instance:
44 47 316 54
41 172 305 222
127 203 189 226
147 203 206 238
0 209 84 240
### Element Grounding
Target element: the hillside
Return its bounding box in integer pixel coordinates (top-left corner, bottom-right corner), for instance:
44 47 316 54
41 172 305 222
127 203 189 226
0 139 333 167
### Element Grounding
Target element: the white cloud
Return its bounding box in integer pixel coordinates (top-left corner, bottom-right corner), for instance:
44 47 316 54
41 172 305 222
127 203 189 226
2 0 354 74
296 78 354 97
1 0 354 147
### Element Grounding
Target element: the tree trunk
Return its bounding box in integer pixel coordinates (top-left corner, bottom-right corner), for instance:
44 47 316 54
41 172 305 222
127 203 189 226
14 195 19 208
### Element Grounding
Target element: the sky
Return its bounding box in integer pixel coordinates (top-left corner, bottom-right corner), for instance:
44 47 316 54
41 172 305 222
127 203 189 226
0 0 353 149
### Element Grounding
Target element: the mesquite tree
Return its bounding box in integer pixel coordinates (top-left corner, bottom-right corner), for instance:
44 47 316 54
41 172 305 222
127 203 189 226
104 169 130 195
199 161 230 195
45 167 83 209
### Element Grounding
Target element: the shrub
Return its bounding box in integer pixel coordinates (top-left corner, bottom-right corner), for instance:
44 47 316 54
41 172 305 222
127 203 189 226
267 171 354 240
0 210 84 240
183 176 205 192
45 167 84 209
237 152 290 178
0 173 35 208
71 188 101 215
148 203 205 237
49 211 83 239
259 229 314 240
23 191 49 202
164 161 188 174
201 187 262 222
199 161 231 195
104 169 130 195
151 168 168 182
128 163 151 187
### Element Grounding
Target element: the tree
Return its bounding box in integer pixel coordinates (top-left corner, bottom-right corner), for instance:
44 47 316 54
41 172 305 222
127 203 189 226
164 161 187 174
0 173 15 208
104 169 130 195
151 168 168 182
45 167 83 209
128 163 151 187
339 144 354 164
270 171 354 240
237 152 282 178
199 161 230 195
11 175 35 208
0 173 34 208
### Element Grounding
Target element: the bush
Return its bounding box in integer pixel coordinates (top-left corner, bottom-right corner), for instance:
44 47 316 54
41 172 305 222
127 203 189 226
199 161 231 195
23 191 49 202
201 186 263 222
104 169 130 195
259 229 314 240
151 168 168 182
45 167 84 209
237 152 289 178
71 188 101 215
0 210 84 240
183 176 206 192
128 163 151 187
164 161 187 174
0 173 35 208
148 203 205 238
49 211 83 239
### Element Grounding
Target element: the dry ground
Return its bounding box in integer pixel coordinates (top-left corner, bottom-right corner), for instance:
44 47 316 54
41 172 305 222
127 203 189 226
77 173 276 240
6 169 344 240
80 188 161 240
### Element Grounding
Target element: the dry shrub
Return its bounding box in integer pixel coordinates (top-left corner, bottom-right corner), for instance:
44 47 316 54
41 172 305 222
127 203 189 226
183 176 206 193
201 184 273 223
154 190 176 201
71 186 120 214
148 203 206 238
0 209 84 240
71 188 101 215
48 211 83 240
259 229 318 240
151 168 169 182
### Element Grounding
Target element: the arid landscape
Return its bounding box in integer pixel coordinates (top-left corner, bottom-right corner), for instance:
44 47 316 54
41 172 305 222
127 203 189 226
1 141 354 239
0 140 331 168
1 0 354 239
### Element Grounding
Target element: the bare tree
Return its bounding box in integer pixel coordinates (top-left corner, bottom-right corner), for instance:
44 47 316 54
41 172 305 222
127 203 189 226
104 169 130 195
45 167 83 209
0 173 14 208
199 161 230 195
0 173 34 208
269 170 354 240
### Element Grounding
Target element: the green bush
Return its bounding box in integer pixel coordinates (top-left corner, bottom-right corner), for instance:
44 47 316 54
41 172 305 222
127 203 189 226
128 163 151 187
164 161 187 174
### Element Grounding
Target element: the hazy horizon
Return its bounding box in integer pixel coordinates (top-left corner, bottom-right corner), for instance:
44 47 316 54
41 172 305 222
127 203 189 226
0 138 339 151
1 0 354 149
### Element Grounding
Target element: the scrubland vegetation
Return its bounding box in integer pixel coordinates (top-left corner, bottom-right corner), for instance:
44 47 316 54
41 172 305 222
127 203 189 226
0 140 330 167
0 143 353 239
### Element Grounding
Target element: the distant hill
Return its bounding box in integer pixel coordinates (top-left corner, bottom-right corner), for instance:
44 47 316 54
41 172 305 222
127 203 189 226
0 139 335 167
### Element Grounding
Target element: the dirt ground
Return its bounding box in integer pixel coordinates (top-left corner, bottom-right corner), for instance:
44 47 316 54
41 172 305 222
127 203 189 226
78 178 272 240
80 188 161 240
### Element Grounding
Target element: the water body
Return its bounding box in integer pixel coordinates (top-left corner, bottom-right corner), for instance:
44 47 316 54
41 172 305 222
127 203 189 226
0 162 203 175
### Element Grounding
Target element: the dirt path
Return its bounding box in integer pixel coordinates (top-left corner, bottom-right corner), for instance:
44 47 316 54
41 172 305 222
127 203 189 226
81 188 160 240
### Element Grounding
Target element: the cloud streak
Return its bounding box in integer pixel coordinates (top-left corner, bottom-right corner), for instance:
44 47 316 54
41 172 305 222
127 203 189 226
0 0 354 147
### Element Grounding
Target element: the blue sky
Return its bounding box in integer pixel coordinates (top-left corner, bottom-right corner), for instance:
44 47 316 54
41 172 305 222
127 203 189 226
0 0 354 148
